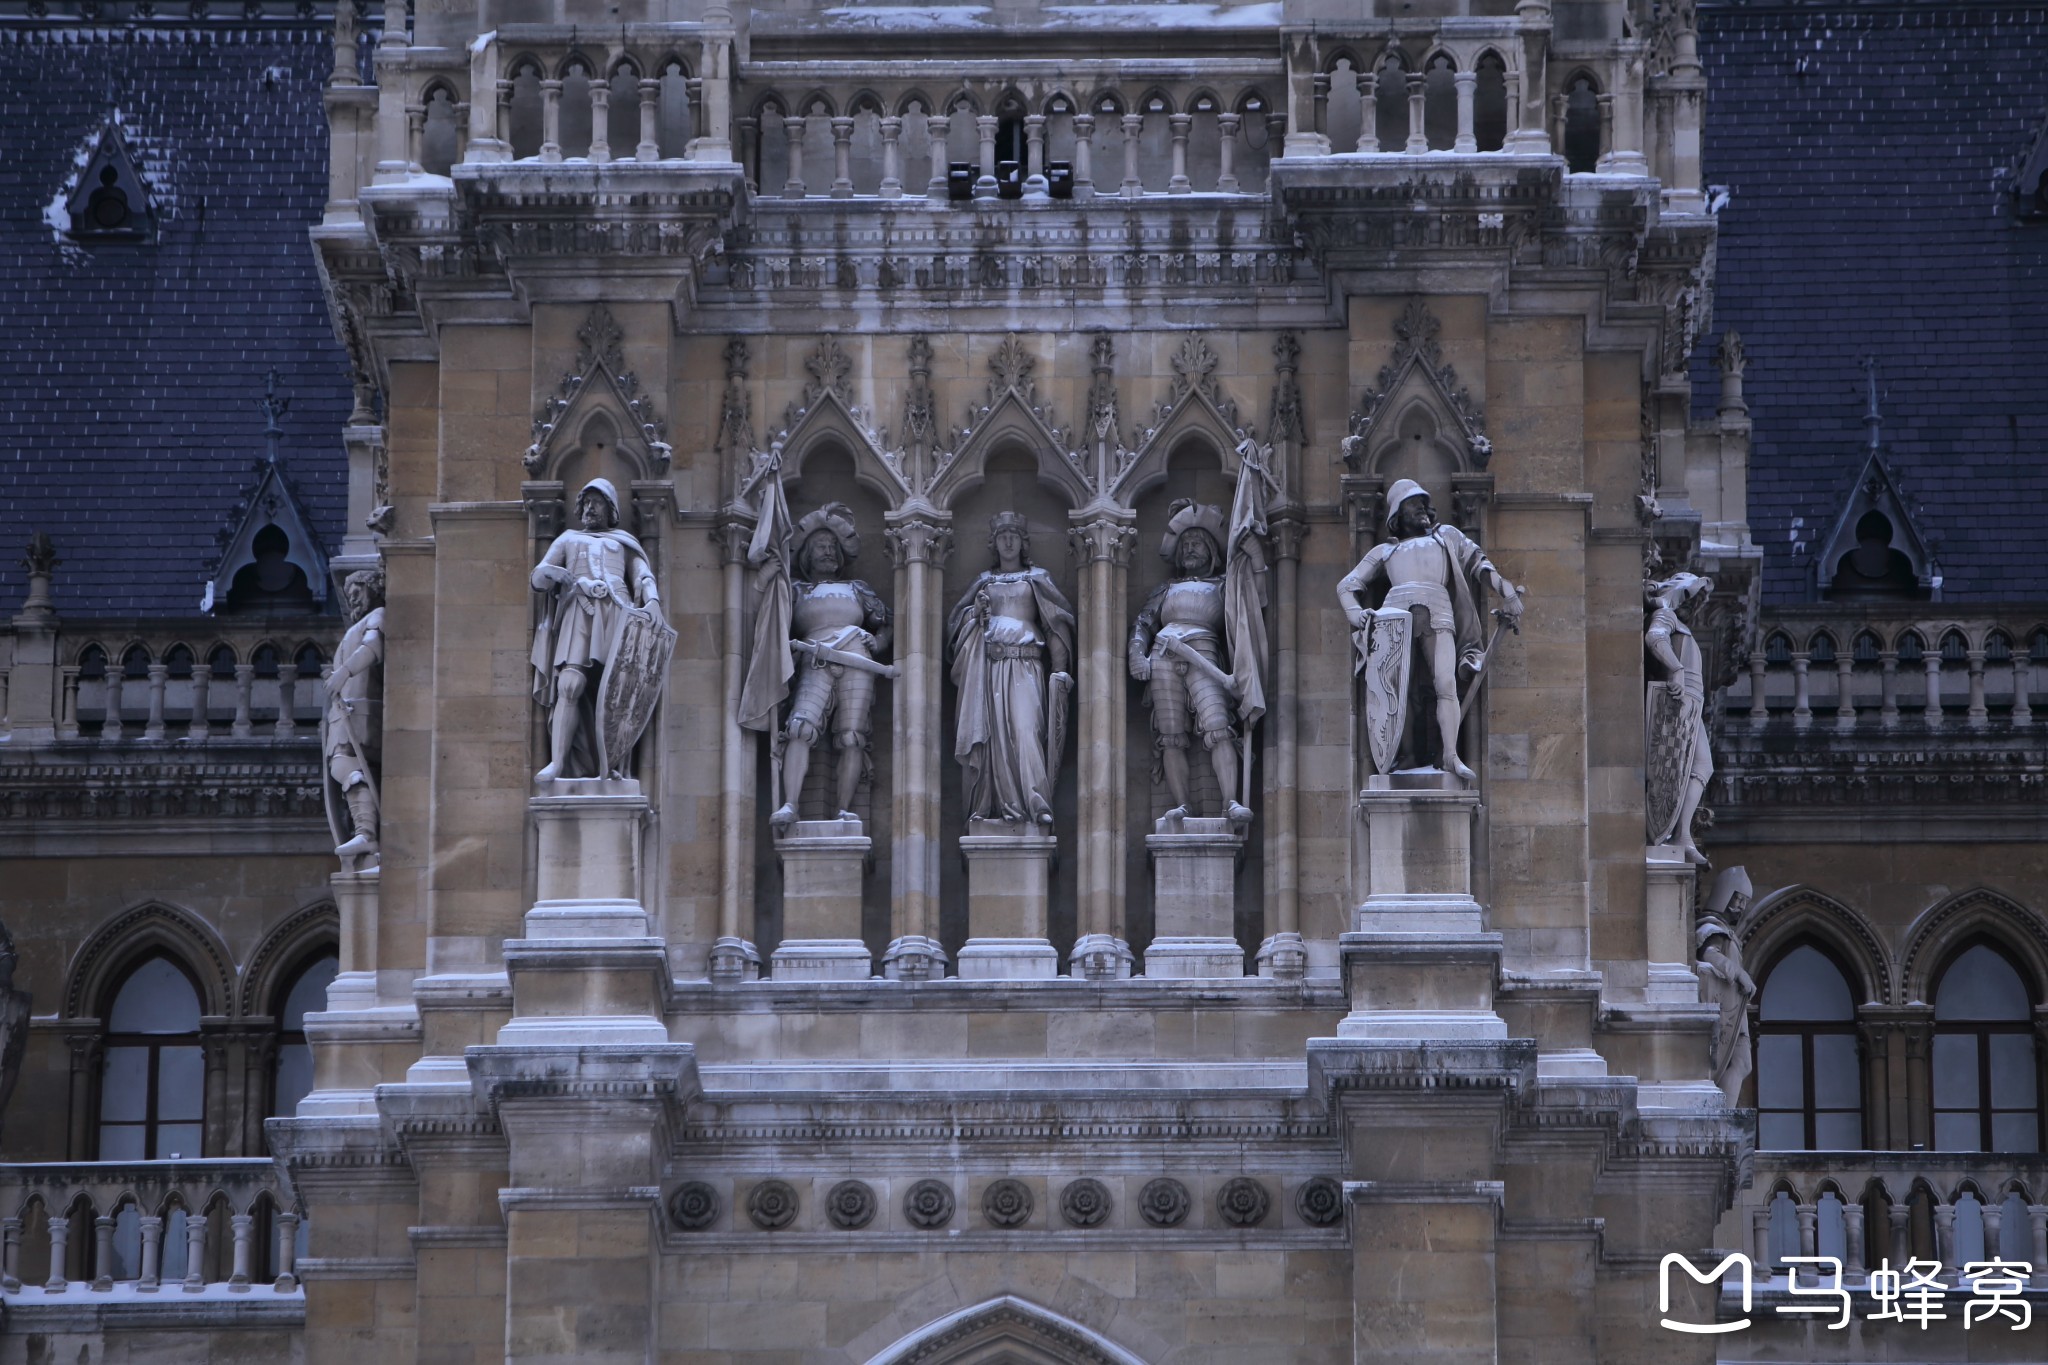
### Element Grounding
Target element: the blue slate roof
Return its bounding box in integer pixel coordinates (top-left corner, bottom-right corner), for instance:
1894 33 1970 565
1694 0 2048 604
0 25 350 618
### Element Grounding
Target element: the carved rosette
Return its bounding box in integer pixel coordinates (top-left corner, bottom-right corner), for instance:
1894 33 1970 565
1216 1177 1270 1228
669 1182 719 1231
1293 1177 1343 1228
981 1178 1034 1229
1059 1178 1112 1228
826 1180 876 1230
1138 1177 1189 1228
746 1179 799 1231
903 1179 955 1230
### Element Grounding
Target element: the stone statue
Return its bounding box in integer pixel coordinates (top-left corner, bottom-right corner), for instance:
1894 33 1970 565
322 567 385 870
1645 571 1715 864
1338 479 1523 782
530 478 674 782
1128 492 1268 827
739 498 895 830
947 513 1076 827
1696 866 1755 1104
0 920 28 1147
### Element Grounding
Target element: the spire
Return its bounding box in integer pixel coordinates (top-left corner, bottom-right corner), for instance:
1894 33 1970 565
1861 355 1882 456
260 368 291 467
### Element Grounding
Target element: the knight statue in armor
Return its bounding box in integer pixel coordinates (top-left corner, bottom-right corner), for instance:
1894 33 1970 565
948 513 1076 827
1644 571 1715 865
1696 866 1755 1104
322 567 385 869
1338 479 1523 782
530 478 673 782
759 503 894 829
1129 497 1268 827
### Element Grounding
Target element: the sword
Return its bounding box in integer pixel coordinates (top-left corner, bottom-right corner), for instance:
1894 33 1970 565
1456 608 1522 722
1160 634 1238 700
792 638 901 680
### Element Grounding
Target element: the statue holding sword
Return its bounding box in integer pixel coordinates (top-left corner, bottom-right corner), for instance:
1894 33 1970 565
738 492 896 830
1337 478 1522 782
1128 484 1270 828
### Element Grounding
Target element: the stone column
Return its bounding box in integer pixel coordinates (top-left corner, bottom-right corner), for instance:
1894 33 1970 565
1748 651 1767 725
736 114 759 186
143 661 169 740
1842 1202 1866 1278
228 1213 254 1291
879 115 903 197
973 114 999 198
712 516 760 983
695 30 734 161
539 79 563 162
1967 648 1988 725
1790 651 1810 724
2012 653 2032 723
1356 70 1378 152
187 662 212 740
637 78 660 162
1595 93 1616 171
1216 112 1241 191
1281 30 1330 157
1023 114 1049 200
45 1214 68 1291
92 1215 114 1291
782 114 807 197
1068 513 1136 979
927 114 952 199
1257 512 1306 978
1119 113 1144 197
103 665 126 741
135 1216 160 1291
1071 113 1096 199
1454 70 1478 152
1879 651 1899 725
182 1214 207 1291
272 1212 299 1291
1835 654 1856 726
2 1216 22 1292
1405 72 1428 154
1166 112 1192 192
588 82 611 162
1311 72 1330 144
1922 652 1942 724
830 115 854 197
883 513 949 979
274 661 299 738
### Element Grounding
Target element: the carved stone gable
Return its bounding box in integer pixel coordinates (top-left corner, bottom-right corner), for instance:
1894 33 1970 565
524 303 671 479
1341 299 1490 472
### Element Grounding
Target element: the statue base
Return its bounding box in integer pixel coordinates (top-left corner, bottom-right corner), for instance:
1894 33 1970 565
531 777 647 914
1255 931 1308 980
958 819 1058 979
1069 933 1134 981
707 935 762 985
1644 845 1703 1003
1143 817 1245 978
772 818 872 980
1342 777 1503 1039
882 935 949 981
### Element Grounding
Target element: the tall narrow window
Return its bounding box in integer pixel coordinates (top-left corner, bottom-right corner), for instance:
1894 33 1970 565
1755 943 1863 1150
1933 943 2040 1152
99 957 205 1160
271 951 340 1126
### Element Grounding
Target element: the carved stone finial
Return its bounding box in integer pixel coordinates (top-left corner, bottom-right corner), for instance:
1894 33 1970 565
1715 330 1745 377
1861 355 1883 454
17 532 56 618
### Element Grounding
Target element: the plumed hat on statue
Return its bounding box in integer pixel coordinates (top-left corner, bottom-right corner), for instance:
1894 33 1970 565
1384 478 1432 531
1159 500 1227 561
796 502 860 558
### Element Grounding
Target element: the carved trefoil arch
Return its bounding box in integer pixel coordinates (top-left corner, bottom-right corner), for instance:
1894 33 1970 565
1340 299 1494 539
865 1296 1151 1365
929 332 1090 508
523 303 672 482
1111 332 1249 504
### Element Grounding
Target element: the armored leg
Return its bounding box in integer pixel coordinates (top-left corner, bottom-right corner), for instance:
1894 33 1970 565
538 666 588 783
1426 629 1472 780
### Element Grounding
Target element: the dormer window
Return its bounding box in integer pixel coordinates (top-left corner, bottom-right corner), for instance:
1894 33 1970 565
64 125 154 243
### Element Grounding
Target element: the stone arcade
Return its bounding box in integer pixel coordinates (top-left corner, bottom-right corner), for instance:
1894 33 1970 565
4 0 2048 1363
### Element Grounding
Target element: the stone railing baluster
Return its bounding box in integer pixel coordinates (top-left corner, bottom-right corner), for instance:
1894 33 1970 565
926 113 950 200
1790 652 1810 724
183 1214 208 1292
830 115 854 197
1834 655 1855 726
1119 113 1143 197
138 1214 163 1291
188 662 212 740
274 1212 300 1291
1167 112 1191 192
1071 113 1096 199
144 661 169 741
638 78 660 161
1405 71 1427 154
44 1215 68 1292
588 80 611 162
540 78 563 162
879 116 903 197
228 1213 253 1291
782 113 807 197
1216 112 1240 191
1454 69 1478 152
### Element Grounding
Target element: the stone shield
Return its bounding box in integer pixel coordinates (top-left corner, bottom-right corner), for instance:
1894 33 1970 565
596 601 676 778
1644 681 1697 845
1359 607 1412 776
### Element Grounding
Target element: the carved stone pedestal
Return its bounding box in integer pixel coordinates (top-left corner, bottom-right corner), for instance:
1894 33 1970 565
497 778 669 1047
1143 817 1245 978
772 818 873 980
299 867 408 1117
1644 845 1703 1004
957 819 1059 979
1341 775 1504 1040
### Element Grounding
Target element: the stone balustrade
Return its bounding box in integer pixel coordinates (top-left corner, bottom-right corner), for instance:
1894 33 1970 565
0 1158 302 1297
1731 1151 2048 1282
1728 608 2048 732
0 620 335 746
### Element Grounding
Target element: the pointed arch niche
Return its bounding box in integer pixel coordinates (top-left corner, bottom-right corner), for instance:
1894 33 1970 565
865 1296 1150 1365
936 442 1085 960
1120 431 1267 968
1340 299 1493 541
749 442 899 965
522 303 676 548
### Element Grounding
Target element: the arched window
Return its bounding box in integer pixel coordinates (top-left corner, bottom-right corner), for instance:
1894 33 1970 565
1755 943 1863 1150
99 956 205 1160
1932 942 2040 1152
271 951 340 1126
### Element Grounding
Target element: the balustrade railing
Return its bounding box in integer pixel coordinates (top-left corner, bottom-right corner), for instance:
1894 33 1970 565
1737 1152 2048 1282
0 1159 302 1296
4 621 334 746
1726 609 2048 732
